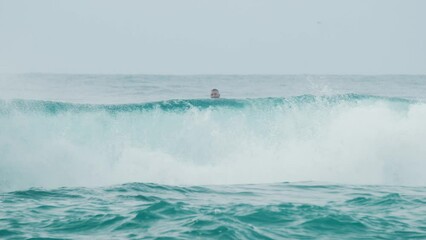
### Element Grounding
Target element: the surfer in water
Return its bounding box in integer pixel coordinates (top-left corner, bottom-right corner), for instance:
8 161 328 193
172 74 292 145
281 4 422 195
210 89 220 98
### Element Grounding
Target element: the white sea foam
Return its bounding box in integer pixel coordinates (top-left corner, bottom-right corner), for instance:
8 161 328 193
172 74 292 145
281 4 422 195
1 96 426 191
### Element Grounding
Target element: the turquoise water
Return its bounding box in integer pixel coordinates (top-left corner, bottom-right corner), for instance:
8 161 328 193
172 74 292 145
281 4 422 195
1 74 426 239
2 183 426 239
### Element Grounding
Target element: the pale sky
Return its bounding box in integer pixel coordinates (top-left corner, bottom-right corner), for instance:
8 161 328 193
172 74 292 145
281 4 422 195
0 0 425 74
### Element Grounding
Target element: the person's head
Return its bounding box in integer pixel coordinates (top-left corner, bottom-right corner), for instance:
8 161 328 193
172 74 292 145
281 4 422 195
210 89 220 98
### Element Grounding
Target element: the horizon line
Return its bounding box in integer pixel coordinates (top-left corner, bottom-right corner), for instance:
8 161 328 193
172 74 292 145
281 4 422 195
2 72 426 76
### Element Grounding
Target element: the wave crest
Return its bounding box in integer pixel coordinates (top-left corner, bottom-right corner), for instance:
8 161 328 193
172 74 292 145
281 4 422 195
1 94 425 190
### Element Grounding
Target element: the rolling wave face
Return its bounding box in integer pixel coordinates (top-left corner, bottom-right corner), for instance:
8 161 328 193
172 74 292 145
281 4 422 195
1 94 426 190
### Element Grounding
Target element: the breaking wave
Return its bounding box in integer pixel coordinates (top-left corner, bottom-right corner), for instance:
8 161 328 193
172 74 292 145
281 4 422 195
1 94 426 191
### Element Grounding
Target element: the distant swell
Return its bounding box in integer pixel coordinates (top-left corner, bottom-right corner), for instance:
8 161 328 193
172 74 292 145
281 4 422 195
1 94 426 191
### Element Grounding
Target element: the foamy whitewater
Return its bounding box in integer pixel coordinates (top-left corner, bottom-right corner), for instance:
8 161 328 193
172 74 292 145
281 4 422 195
1 74 426 239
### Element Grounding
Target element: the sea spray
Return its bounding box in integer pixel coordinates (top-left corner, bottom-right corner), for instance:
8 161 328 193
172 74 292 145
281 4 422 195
1 94 426 191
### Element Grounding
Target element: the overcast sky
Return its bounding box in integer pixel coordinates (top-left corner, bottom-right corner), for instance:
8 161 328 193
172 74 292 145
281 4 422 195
0 0 425 74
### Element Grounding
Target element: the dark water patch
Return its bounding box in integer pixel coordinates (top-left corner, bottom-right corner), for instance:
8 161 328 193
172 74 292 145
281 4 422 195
34 205 59 210
10 188 84 200
374 193 404 205
118 194 161 202
345 196 370 205
45 214 125 233
229 191 258 197
128 200 196 230
141 201 193 217
360 215 414 234
393 230 426 239
183 225 238 239
236 203 296 225
109 182 207 194
28 238 69 240
301 214 367 233
183 217 216 229
0 229 21 237
412 198 426 204
284 182 346 191
152 236 181 240
183 223 277 240
132 209 161 222
345 193 406 206
114 221 142 231
107 183 216 204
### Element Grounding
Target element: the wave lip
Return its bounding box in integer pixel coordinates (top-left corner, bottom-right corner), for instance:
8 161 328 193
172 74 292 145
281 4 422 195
0 93 416 114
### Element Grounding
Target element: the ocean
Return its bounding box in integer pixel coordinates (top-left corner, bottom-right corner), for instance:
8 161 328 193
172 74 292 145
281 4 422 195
1 74 426 239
